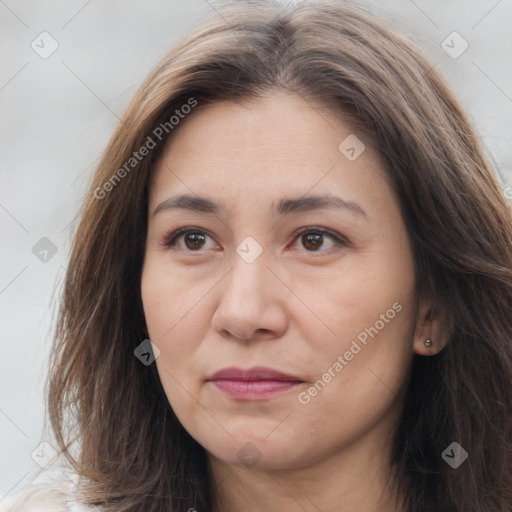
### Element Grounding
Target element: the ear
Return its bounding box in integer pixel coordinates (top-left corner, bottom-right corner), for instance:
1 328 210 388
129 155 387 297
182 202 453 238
413 298 451 356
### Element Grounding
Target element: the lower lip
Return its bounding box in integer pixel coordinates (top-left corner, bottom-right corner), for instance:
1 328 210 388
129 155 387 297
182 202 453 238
210 379 303 400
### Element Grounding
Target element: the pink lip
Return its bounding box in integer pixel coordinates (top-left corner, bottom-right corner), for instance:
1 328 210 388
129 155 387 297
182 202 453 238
207 366 305 400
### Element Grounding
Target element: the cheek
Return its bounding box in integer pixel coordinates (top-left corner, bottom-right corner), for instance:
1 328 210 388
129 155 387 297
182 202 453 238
141 258 210 347
289 298 416 464
140 256 214 400
141 266 208 428
292 238 417 416
298 289 416 406
295 245 416 359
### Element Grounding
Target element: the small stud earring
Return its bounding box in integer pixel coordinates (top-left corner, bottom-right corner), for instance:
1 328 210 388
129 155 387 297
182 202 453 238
425 338 433 351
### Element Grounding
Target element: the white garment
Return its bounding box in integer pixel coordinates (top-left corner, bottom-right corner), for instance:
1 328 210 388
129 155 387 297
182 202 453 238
1 480 98 512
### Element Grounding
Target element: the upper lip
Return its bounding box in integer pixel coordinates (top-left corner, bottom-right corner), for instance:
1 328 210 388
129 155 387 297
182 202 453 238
207 366 304 382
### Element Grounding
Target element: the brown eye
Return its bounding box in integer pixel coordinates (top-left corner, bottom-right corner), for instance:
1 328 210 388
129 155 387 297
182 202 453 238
184 232 207 250
302 232 324 251
291 228 346 253
163 229 217 251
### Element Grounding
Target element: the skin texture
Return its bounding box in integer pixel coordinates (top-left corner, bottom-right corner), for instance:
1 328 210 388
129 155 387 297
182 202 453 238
141 91 446 512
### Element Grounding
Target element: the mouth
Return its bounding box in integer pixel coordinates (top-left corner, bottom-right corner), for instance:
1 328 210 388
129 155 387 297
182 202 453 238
206 366 306 400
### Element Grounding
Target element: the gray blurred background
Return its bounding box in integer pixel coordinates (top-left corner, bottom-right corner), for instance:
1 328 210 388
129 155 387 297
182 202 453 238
1 0 511 500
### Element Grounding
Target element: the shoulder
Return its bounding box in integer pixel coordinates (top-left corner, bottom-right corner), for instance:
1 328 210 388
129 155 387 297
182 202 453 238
1 480 98 512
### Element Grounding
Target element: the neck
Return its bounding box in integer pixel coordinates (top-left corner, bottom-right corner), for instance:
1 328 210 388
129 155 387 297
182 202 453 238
209 432 404 512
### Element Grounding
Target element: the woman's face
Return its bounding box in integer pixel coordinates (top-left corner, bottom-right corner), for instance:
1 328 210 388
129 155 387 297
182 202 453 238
141 91 423 471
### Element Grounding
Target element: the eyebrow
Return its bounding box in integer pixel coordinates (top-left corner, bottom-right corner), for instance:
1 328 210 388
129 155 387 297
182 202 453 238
152 193 368 219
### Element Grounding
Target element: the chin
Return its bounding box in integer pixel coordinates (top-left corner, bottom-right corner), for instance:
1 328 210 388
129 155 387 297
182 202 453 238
197 428 327 471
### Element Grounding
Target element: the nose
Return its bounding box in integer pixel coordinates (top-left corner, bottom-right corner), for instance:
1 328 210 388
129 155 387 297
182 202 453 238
210 252 289 342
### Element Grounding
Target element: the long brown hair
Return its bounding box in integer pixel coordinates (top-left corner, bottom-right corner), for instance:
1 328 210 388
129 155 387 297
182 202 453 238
48 1 512 510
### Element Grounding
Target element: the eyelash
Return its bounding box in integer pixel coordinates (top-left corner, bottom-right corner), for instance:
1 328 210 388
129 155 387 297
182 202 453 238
159 226 349 255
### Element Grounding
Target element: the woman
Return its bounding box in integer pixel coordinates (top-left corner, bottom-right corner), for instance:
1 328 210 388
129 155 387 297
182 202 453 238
4 0 512 511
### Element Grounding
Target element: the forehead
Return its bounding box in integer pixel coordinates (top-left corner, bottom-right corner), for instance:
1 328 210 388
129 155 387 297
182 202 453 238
157 93 353 162
148 92 391 215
